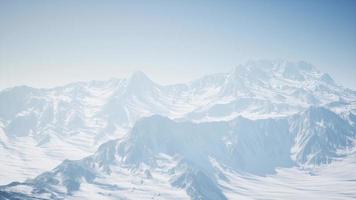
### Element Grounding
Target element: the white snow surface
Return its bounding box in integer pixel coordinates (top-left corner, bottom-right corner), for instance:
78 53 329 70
1 60 356 199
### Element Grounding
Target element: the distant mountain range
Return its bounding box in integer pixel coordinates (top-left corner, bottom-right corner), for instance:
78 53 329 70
1 60 355 199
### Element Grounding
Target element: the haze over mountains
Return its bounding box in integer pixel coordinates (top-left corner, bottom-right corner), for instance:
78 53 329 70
0 60 356 199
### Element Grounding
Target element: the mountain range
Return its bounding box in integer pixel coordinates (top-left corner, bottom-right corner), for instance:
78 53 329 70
0 60 355 199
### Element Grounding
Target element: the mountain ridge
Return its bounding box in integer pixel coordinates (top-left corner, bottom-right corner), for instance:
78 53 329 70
1 106 355 199
0 60 356 199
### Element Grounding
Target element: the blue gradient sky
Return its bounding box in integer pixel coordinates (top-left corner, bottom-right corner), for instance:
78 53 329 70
0 0 355 89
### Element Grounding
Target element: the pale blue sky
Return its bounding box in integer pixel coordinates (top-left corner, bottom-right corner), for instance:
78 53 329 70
0 0 355 89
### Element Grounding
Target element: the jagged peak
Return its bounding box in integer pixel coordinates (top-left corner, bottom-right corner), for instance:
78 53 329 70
118 71 157 96
230 60 317 74
129 70 152 83
320 73 335 84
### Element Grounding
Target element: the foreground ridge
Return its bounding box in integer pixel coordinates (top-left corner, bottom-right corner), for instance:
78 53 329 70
1 107 356 199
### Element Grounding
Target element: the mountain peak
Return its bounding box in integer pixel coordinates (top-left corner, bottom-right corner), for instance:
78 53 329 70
228 60 322 83
123 71 156 96
127 71 155 87
129 71 151 82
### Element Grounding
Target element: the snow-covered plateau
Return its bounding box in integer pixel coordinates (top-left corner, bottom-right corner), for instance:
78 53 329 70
0 60 356 199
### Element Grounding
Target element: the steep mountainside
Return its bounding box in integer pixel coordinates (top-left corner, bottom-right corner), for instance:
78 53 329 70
0 60 356 199
1 107 355 199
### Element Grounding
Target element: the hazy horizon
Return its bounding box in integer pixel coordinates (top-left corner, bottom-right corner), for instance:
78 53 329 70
1 0 356 90
0 59 353 91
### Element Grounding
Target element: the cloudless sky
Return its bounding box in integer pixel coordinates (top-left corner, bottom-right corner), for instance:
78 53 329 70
0 0 355 89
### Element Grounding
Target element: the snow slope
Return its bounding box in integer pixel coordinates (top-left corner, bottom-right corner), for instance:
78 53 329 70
1 107 355 199
0 60 356 199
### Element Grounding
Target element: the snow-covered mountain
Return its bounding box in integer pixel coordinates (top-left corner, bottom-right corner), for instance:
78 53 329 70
1 60 356 199
1 107 355 199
